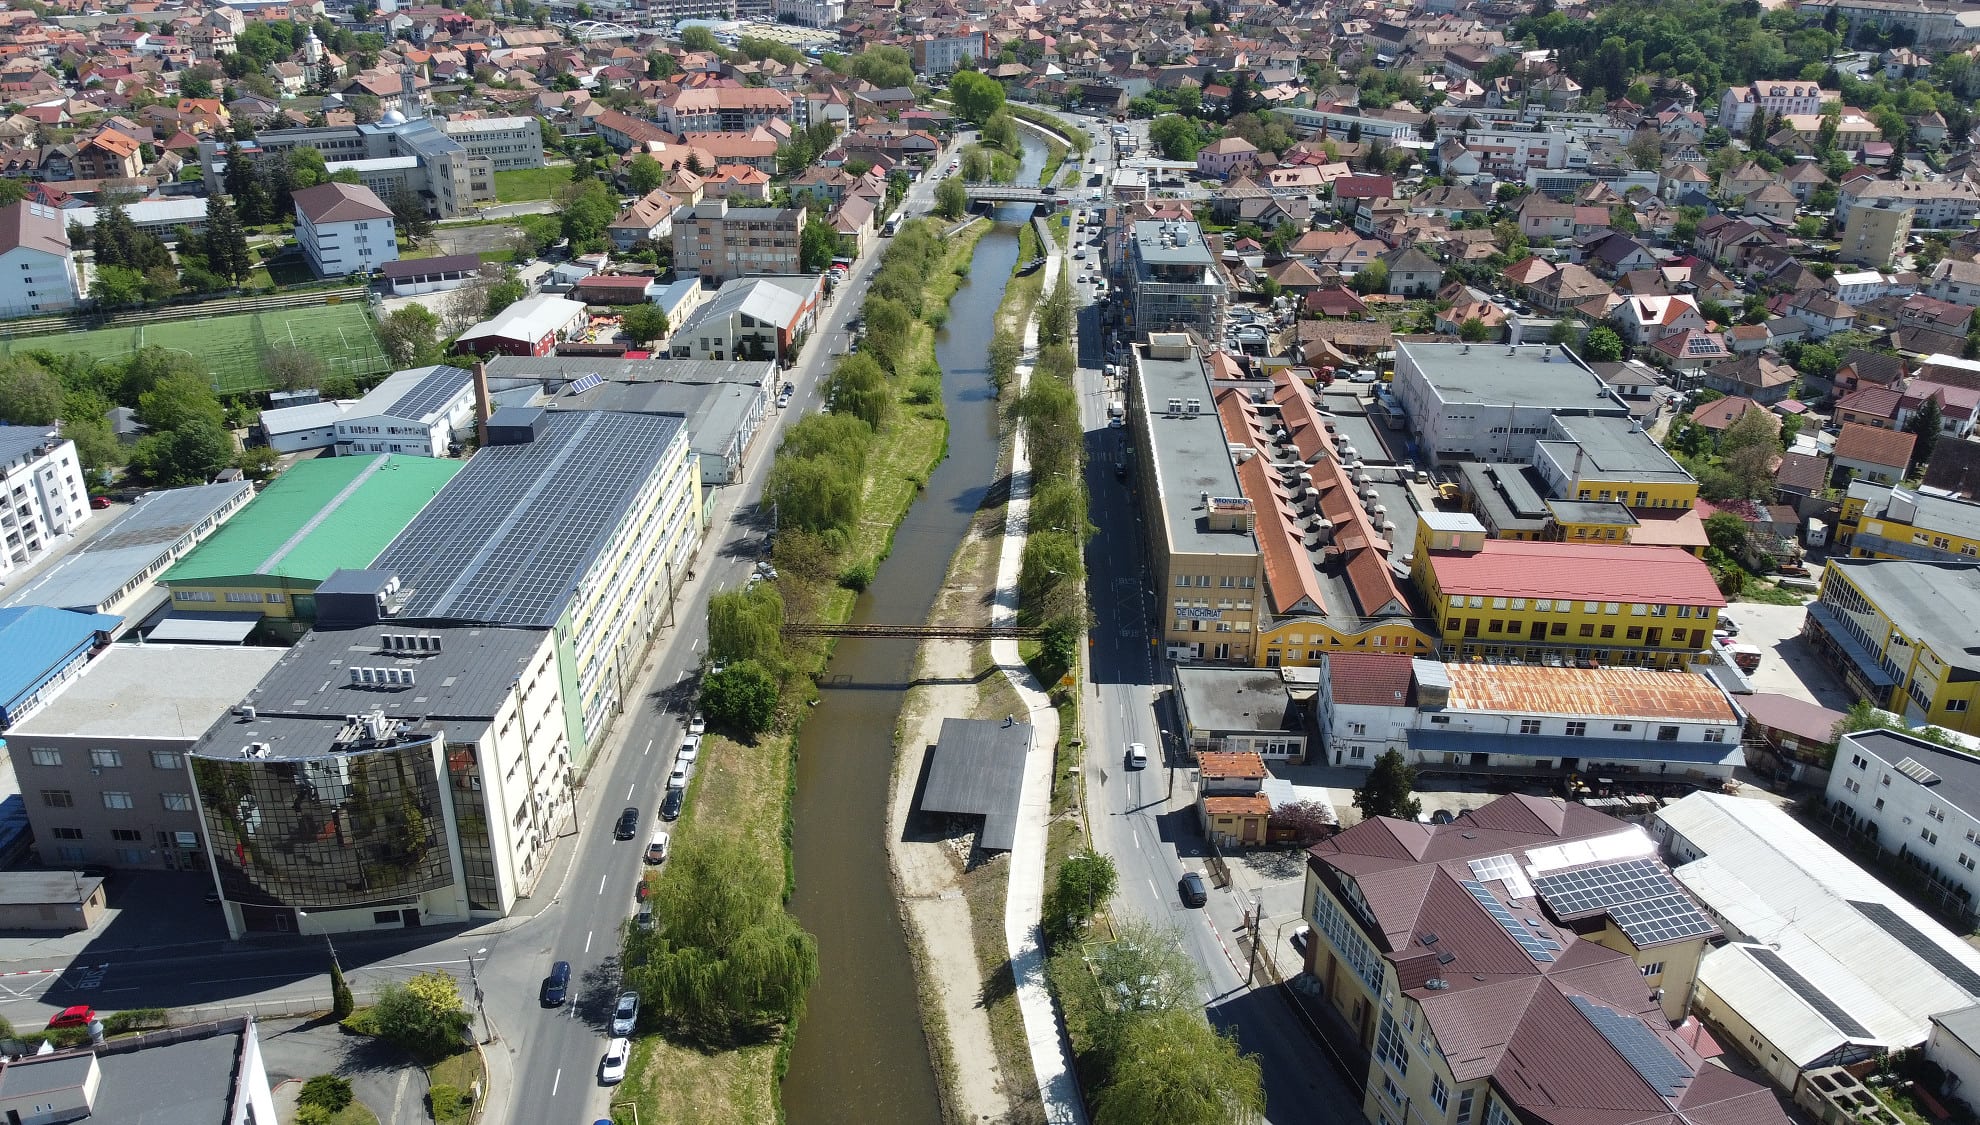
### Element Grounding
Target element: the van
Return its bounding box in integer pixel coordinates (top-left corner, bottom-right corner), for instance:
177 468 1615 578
645 830 670 865
541 960 572 1006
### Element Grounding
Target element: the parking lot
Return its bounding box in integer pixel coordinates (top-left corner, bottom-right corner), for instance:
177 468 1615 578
1722 600 1854 711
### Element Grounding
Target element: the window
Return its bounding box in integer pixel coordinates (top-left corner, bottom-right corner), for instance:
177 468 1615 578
1703 729 1726 743
1519 719 1542 735
40 790 73 808
1457 1090 1475 1125
1851 754 1867 769
151 750 183 770
102 792 133 810
29 749 61 766
1431 1076 1450 1113
1375 1013 1410 1078
50 827 82 840
89 749 122 769
1657 726 1680 741
1962 854 1975 872
1565 722 1587 737
110 828 141 842
1613 723 1633 732
1381 1074 1403 1106
1951 700 1971 714
163 793 194 812
1922 827 1939 845
55 846 85 863
1641 961 1664 977
1600 624 1615 638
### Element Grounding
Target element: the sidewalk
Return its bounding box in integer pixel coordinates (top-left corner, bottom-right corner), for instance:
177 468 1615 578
992 243 1088 1125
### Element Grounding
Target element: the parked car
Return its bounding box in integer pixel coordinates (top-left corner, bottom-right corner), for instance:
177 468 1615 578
1127 742 1147 769
677 738 699 766
611 992 640 1036
614 807 638 840
541 961 572 1006
46 1006 94 1029
1178 872 1207 908
667 762 689 789
687 713 706 738
660 788 684 821
645 830 670 865
600 1037 630 1084
89 495 112 510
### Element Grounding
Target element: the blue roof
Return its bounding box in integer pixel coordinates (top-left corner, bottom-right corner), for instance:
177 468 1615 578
0 606 120 721
1407 728 1745 769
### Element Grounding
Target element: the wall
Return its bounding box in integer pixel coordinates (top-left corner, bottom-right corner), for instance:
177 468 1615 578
15 738 202 869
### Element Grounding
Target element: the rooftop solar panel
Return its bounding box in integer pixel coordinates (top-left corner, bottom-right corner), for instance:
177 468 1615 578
1568 994 1695 1098
567 373 605 396
1467 853 1533 899
1746 946 1874 1039
1462 880 1555 963
1609 894 1718 947
1534 858 1676 916
388 365 472 422
1849 900 1980 996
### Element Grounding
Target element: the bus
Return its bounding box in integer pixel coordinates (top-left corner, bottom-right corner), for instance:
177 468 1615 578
881 214 900 237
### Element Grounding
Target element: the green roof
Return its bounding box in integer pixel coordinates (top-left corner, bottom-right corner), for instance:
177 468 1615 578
163 455 463 585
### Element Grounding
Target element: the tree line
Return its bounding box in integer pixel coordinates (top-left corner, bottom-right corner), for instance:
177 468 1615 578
1011 274 1089 675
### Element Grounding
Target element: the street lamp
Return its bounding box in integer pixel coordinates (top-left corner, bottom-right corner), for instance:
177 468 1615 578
465 946 495 1044
296 910 340 973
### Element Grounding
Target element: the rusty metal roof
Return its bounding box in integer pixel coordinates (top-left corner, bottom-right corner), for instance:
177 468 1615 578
1443 665 1738 722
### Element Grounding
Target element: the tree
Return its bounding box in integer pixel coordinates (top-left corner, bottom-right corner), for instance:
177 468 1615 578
377 304 441 368
1719 407 1783 498
1348 259 1388 296
934 176 967 219
1580 325 1624 362
1833 699 1959 746
137 370 226 433
1044 849 1118 942
701 659 780 738
1704 510 1751 563
484 268 527 318
329 960 355 1020
678 25 718 52
708 585 783 665
1625 131 1663 171
950 69 1006 123
1458 316 1490 342
1354 750 1421 822
130 419 235 486
1091 1008 1266 1125
626 835 819 1045
91 264 147 307
0 358 65 426
263 343 326 392
558 178 617 250
1906 394 1943 474
621 303 669 347
285 145 328 190
1272 800 1334 845
370 972 471 1059
1149 114 1204 161
799 219 839 274
202 193 254 285
626 152 664 195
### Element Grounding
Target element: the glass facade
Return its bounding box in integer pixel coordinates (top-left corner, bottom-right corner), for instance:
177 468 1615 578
445 742 501 912
193 738 455 911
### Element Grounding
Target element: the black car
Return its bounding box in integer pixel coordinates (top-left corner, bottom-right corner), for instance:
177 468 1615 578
660 788 684 822
541 960 571 1006
1178 871 1207 908
614 807 639 840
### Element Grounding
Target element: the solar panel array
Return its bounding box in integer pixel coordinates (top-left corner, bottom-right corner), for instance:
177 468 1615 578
391 365 474 421
1533 858 1717 947
1467 853 1534 899
567 373 605 396
1746 946 1873 1038
1894 757 1941 786
373 411 681 627
1461 880 1558 962
1850 900 1980 996
1568 994 1695 1098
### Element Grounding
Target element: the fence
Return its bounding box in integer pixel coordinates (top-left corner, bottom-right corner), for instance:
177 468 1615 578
168 988 382 1026
1 286 371 341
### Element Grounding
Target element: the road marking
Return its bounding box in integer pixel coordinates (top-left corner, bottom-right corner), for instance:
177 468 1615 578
643 739 653 757
1149 878 1159 899
598 874 608 896
1132 830 1140 849
551 1069 561 1097
626 783 635 800
677 670 688 682
585 930 593 954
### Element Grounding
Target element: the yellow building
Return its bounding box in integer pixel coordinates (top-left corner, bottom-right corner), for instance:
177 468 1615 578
1532 414 1700 513
1807 559 1980 736
1412 512 1724 668
1301 794 1781 1125
1839 480 1980 564
1257 617 1439 665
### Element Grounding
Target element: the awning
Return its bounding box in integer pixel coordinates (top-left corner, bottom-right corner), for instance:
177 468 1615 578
144 613 262 644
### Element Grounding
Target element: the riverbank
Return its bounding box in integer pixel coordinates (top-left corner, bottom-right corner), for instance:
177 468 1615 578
614 218 990 1125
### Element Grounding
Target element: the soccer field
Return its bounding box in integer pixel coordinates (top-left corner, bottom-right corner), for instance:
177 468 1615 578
1 302 390 394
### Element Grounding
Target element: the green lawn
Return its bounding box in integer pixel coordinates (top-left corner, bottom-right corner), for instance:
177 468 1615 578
1 300 389 394
493 165 574 203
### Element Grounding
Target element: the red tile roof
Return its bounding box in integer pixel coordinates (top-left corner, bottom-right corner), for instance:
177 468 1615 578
1198 751 1268 780
1425 540 1725 606
1204 795 1272 816
1326 651 1416 706
1833 420 1916 469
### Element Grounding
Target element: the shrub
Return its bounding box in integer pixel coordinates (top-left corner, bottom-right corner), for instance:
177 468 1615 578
299 1075 353 1112
840 561 875 591
102 1009 167 1034
430 1083 467 1122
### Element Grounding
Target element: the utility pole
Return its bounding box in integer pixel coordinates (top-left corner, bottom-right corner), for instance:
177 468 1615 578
1247 898 1264 986
466 947 494 1044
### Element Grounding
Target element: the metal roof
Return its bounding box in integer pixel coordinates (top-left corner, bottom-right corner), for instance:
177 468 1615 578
0 481 253 613
0 424 61 467
346 365 473 425
1441 664 1740 722
162 456 462 585
371 410 685 627
919 717 1030 851
0 606 120 717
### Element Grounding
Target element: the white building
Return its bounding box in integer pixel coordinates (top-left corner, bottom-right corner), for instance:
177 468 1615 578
1831 269 1905 306
1391 341 1631 463
292 181 400 278
0 200 80 318
334 364 477 457
440 115 545 172
1719 81 1838 134
0 427 86 587
1824 728 1980 910
1652 792 1980 1092
1840 177 1980 231
669 275 820 365
772 0 843 27
259 400 350 454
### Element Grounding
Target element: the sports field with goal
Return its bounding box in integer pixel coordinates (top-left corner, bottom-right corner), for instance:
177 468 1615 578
0 301 390 394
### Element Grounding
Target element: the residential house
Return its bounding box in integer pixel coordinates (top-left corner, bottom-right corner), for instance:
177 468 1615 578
1614 294 1706 346
1699 353 1797 403
1926 258 1980 308
1833 421 1917 485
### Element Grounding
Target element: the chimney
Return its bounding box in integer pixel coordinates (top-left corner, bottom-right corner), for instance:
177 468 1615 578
472 361 491 448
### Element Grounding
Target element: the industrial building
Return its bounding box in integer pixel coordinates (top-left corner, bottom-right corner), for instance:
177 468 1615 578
332 364 478 457
1805 559 1980 736
1391 342 1629 463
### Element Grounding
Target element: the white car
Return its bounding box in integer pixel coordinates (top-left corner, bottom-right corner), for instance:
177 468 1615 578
610 992 639 1036
678 738 699 766
600 1037 630 1084
688 714 706 738
668 762 690 789
1127 742 1148 769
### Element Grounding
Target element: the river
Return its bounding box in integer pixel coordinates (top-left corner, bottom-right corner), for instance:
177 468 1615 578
780 132 1051 1125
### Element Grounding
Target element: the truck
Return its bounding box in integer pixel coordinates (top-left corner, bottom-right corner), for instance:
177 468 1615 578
1804 517 1828 548
1719 640 1763 674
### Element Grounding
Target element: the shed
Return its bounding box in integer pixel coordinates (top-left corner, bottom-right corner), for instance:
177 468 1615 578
918 717 1030 851
0 871 106 932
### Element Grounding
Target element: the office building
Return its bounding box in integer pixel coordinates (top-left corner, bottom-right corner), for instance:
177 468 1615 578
0 481 254 626
7 645 283 869
366 408 701 752
1839 480 1980 564
1392 342 1628 463
0 200 80 318
333 364 477 457
292 181 399 277
1302 794 1789 1125
0 426 86 586
160 455 463 640
670 199 805 283
1806 559 1980 735
440 115 546 172
1412 512 1724 668
1125 220 1227 341
1128 335 1264 663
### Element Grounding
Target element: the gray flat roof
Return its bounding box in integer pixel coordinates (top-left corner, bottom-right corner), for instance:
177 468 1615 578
0 872 103 905
1846 729 1980 815
373 410 685 628
0 1053 96 1102
545 377 759 458
1850 480 1980 542
1459 461 1551 528
484 354 775 388
237 623 548 730
1317 393 1397 466
1547 499 1640 526
1399 341 1623 412
920 717 1030 851
93 1028 242 1125
1176 667 1303 733
1829 559 1980 676
9 645 283 740
1 482 254 613
1131 219 1216 267
1542 413 1694 484
1137 344 1259 560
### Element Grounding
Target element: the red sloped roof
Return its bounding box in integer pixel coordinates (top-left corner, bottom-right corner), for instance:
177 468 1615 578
1326 651 1416 706
1426 540 1725 606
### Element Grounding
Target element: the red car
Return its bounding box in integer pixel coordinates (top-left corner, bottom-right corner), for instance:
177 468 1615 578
46 1006 94 1029
89 496 111 510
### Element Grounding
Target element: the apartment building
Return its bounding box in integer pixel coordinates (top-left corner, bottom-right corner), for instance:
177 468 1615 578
0 200 80 318
1126 220 1228 342
1840 176 1980 231
1391 341 1629 463
1129 335 1265 663
1839 196 1913 267
1825 728 1980 912
0 426 85 587
1839 480 1980 563
292 181 399 277
1302 794 1788 1125
670 198 805 284
1719 80 1838 133
1412 512 1724 668
910 28 989 74
1806 559 1980 735
655 87 793 133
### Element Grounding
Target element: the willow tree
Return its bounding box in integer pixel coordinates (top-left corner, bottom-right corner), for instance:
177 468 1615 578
1092 1008 1265 1125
